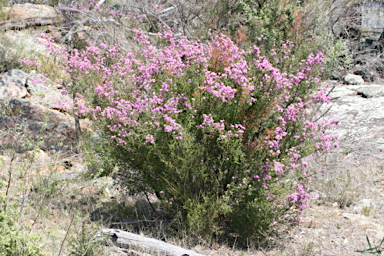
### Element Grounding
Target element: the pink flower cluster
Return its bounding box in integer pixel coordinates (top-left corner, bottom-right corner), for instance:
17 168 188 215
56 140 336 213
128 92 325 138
33 28 338 215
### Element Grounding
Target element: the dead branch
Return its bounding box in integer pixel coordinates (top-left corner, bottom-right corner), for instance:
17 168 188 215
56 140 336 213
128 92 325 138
99 229 205 256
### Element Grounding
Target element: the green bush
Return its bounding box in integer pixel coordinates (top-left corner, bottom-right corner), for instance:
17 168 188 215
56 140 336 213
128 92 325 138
81 131 117 178
46 26 339 245
321 36 353 79
67 218 105 256
0 195 45 256
0 33 25 73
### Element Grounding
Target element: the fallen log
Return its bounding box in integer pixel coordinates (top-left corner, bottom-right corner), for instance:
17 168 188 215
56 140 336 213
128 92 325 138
99 228 206 256
0 17 59 31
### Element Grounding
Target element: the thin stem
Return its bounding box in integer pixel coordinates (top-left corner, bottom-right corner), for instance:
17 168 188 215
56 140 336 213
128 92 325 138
144 191 158 214
57 214 75 256
5 152 16 197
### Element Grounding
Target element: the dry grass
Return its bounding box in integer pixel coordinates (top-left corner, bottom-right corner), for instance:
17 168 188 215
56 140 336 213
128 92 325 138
1 146 382 255
0 131 383 255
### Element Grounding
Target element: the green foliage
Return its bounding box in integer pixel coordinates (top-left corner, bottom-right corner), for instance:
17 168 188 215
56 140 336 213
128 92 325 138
228 180 294 239
357 236 384 254
67 218 105 256
0 33 25 73
362 207 371 217
209 0 308 50
209 0 351 79
183 196 231 243
69 33 90 52
38 2 337 246
0 195 45 256
32 176 64 200
85 41 328 243
0 0 10 21
81 132 117 178
237 0 300 48
322 37 353 79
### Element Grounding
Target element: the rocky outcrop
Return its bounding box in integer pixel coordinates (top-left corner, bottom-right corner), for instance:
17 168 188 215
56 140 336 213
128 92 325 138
313 82 384 171
0 4 59 31
0 69 89 151
357 85 384 98
330 0 384 42
0 69 29 99
318 82 384 150
2 3 58 20
0 99 77 150
0 17 59 31
362 1 384 41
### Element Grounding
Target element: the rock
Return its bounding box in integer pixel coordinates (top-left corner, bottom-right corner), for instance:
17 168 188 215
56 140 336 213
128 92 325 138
0 69 64 101
49 145 73 152
317 82 384 153
309 81 384 216
312 228 326 235
25 149 50 161
26 71 72 110
357 86 384 98
358 199 376 208
0 88 91 151
8 98 72 123
341 214 384 240
344 73 364 85
331 1 384 42
354 68 376 82
0 98 77 150
3 4 58 20
26 70 51 95
361 1 384 41
0 69 29 99
30 89 71 110
342 213 368 222
0 68 71 109
2 30 54 57
99 177 122 198
366 229 384 240
353 199 377 213
0 85 92 150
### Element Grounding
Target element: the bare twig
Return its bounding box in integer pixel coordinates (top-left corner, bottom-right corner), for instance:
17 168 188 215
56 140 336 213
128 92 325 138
5 152 16 197
57 214 75 256
111 220 158 225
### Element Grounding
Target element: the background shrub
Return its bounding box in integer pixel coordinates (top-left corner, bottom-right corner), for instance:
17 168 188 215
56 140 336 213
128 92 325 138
0 194 45 256
205 0 352 80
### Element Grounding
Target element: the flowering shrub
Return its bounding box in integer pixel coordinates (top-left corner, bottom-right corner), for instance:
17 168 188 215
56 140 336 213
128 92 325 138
38 29 338 243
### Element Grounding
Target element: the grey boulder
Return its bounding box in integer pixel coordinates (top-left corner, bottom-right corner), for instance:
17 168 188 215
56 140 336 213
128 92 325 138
344 73 364 85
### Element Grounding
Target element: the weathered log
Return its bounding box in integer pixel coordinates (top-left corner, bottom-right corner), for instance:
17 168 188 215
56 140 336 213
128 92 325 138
100 229 205 256
0 17 59 31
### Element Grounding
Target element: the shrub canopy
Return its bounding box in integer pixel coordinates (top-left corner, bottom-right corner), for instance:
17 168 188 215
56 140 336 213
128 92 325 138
38 27 339 243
